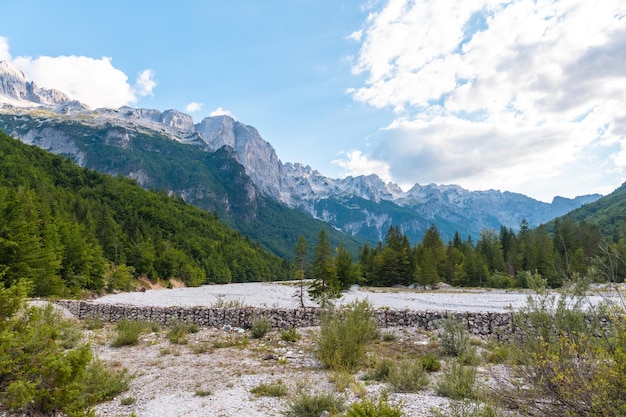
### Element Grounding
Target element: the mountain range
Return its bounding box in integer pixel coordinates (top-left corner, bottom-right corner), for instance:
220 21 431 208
0 60 602 255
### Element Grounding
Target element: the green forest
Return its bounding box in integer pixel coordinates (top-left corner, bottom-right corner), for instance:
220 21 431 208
0 132 290 297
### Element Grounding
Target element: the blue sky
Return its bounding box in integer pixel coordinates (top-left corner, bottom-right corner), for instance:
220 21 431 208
1 0 625 202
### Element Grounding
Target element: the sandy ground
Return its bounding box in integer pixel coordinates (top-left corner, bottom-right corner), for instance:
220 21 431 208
91 281 612 312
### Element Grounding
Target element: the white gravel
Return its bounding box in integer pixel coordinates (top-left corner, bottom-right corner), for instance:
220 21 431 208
91 281 611 312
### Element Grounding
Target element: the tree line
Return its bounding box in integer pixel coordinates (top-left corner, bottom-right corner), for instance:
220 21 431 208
299 216 618 301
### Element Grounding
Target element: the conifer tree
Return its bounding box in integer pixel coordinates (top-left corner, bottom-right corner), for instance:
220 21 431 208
308 230 340 306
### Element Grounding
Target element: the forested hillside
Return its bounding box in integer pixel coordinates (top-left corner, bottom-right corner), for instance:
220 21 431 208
0 131 290 297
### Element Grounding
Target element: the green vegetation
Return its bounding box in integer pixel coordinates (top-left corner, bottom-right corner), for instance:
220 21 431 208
166 320 199 344
343 395 404 417
0 131 290 296
111 319 149 347
436 362 477 400
316 300 378 371
0 282 129 416
280 327 301 342
250 317 271 339
250 379 288 397
285 390 345 417
493 272 626 416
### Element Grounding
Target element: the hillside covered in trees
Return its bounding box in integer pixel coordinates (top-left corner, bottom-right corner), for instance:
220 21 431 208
0 131 290 297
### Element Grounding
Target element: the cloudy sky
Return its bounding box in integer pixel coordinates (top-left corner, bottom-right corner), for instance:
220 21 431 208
1 0 624 202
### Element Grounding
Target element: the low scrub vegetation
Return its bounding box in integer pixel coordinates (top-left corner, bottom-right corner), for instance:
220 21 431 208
316 300 379 371
0 282 130 416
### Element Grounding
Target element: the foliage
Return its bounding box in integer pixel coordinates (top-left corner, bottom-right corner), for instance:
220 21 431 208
309 230 341 305
250 379 288 397
166 319 198 344
281 327 301 342
285 390 345 417
316 300 378 371
436 362 477 400
111 319 148 347
0 282 129 416
439 317 470 357
250 317 272 339
496 271 626 416
0 131 290 296
419 353 442 372
342 395 404 417
386 359 430 393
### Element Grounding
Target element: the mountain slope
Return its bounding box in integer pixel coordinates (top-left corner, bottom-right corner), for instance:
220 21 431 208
0 109 364 258
0 130 292 296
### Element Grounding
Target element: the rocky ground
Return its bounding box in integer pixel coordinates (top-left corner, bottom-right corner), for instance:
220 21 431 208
83 283 533 417
89 324 467 417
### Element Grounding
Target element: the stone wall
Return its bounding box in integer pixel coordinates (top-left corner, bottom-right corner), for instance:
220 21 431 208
55 300 516 338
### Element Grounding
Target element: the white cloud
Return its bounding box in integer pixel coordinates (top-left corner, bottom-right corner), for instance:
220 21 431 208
333 150 393 183
0 37 10 61
3 39 156 109
347 30 363 42
209 107 235 118
134 69 156 98
349 0 626 200
185 102 203 113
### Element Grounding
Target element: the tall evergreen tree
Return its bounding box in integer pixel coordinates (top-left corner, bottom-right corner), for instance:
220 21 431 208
308 230 340 305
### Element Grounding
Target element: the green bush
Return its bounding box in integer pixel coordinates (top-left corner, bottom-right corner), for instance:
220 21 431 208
497 271 626 416
343 395 404 417
386 359 429 393
250 379 288 397
0 283 130 416
439 317 469 357
419 353 442 372
285 390 344 417
316 300 378 371
111 319 147 347
281 327 301 342
436 362 476 400
250 317 272 339
166 319 199 344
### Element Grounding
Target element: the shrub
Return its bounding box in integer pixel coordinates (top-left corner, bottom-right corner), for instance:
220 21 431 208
285 390 344 417
386 359 429 393
439 317 469 357
120 397 136 406
316 300 378 371
419 353 442 372
166 320 199 344
436 362 476 400
496 271 626 416
251 317 272 339
281 327 301 342
250 379 288 397
363 358 395 381
343 395 404 417
0 283 130 416
111 319 147 347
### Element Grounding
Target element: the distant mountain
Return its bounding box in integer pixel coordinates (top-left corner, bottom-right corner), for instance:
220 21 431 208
548 181 626 239
0 60 602 248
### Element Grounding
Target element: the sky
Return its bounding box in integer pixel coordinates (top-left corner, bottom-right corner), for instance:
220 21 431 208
0 0 625 203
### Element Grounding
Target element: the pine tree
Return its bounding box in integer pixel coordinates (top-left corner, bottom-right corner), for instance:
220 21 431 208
308 230 340 306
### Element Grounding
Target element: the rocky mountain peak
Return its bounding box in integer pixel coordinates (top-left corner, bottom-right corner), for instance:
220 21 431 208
0 60 71 107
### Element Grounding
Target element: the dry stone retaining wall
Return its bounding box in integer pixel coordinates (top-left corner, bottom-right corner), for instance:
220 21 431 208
55 300 515 338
